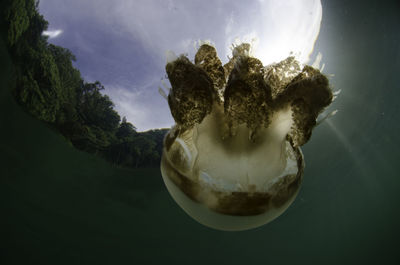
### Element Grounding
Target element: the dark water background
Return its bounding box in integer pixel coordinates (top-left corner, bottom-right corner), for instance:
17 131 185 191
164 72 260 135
1 0 399 264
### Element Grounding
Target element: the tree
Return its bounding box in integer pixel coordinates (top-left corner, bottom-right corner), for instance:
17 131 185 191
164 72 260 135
126 136 158 168
140 129 169 159
48 44 83 125
2 0 36 46
15 47 62 123
1 0 169 168
116 117 137 140
77 81 120 132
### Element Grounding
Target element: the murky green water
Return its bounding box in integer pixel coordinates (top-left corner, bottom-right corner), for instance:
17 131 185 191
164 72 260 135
1 0 399 264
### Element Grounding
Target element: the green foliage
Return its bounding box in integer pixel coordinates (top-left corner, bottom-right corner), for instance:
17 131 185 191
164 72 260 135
106 132 163 168
19 70 57 122
77 81 120 132
48 44 82 124
1 0 168 168
2 0 36 46
140 129 167 160
16 48 62 122
116 117 137 140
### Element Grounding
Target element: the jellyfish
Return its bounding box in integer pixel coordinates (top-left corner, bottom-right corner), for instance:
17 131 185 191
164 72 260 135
160 43 333 231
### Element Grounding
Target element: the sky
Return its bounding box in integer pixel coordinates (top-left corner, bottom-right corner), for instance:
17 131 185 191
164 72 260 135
38 0 322 131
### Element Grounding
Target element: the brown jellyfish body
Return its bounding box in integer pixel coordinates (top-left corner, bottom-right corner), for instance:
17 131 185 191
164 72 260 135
160 43 333 231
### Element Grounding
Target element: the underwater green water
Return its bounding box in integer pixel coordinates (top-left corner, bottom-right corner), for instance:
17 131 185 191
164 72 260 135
1 1 399 264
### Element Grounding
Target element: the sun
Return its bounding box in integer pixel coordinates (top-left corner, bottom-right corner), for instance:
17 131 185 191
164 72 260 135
224 0 322 66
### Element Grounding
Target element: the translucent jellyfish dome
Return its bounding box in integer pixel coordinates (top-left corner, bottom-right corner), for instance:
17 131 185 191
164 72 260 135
160 43 333 231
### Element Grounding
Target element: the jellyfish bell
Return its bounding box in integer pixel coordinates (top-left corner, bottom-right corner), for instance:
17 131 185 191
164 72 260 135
160 43 333 231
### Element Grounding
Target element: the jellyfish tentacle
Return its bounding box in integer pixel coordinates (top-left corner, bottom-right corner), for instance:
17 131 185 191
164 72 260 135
264 57 302 101
223 53 272 140
166 55 215 133
273 65 333 146
194 44 226 102
316 109 338 126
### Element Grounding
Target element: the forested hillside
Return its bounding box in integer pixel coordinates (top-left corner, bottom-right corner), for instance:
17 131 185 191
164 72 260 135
0 0 168 168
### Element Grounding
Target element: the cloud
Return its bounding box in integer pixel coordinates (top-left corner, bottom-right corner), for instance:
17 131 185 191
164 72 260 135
104 80 174 132
42 29 63 38
41 0 321 65
38 0 322 130
223 0 322 65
